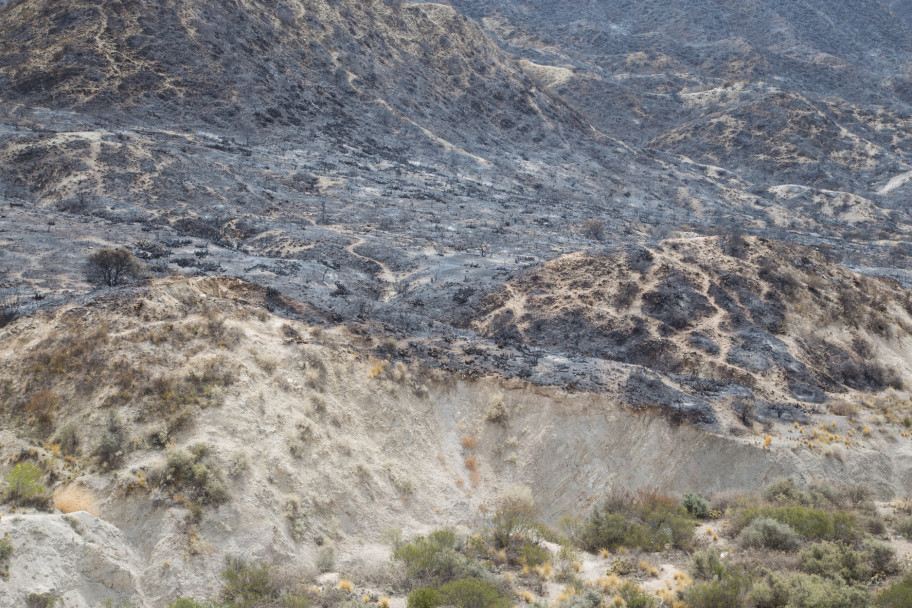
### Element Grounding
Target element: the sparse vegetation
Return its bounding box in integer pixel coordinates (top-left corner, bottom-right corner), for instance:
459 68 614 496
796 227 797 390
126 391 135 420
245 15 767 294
85 247 144 288
156 444 229 507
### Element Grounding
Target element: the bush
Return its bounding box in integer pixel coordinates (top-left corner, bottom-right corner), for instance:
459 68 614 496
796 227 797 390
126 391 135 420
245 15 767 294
738 517 801 551
436 578 510 608
683 493 710 519
0 533 11 579
220 557 281 607
3 461 49 508
689 548 727 581
732 504 860 544
616 581 659 608
25 593 60 608
393 529 466 587
799 542 868 583
578 489 696 552
751 572 872 608
53 422 80 456
169 600 221 608
160 444 229 506
682 569 752 608
407 587 441 608
895 516 912 539
878 574 912 608
85 247 143 287
93 413 128 470
489 488 538 554
864 539 899 575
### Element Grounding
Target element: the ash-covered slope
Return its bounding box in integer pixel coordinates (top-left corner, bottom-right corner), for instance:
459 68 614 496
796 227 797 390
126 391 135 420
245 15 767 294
471 236 912 406
451 0 912 199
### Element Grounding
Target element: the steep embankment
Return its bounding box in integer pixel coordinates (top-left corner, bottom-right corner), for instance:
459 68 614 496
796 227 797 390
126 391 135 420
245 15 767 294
2 276 912 606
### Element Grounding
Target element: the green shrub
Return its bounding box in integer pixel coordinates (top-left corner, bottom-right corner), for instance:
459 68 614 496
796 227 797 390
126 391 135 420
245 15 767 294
733 504 860 543
393 530 466 587
407 587 441 608
683 493 710 518
682 569 752 608
751 572 871 608
895 516 912 539
0 532 11 578
160 444 228 506
519 541 550 567
864 539 899 575
689 548 728 581
220 557 278 607
799 542 868 583
578 490 695 552
489 491 538 553
738 517 801 551
436 578 510 608
3 461 49 508
878 574 912 608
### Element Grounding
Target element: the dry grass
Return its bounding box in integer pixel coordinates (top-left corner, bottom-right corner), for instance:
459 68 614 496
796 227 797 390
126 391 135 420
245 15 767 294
461 434 478 449
53 484 99 517
464 456 478 471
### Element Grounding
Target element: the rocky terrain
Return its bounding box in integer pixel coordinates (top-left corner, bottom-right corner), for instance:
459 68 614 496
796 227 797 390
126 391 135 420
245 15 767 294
2 0 912 606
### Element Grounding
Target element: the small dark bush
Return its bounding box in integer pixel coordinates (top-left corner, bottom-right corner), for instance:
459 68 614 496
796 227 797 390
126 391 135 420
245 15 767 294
160 444 229 506
93 413 128 470
799 542 868 583
85 247 143 287
25 593 60 608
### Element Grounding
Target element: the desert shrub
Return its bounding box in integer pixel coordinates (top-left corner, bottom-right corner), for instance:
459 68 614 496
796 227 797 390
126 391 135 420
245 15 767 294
894 516 912 539
436 578 510 608
556 588 602 608
750 572 872 608
85 247 143 287
3 461 49 508
732 504 860 544
578 489 696 552
160 444 229 506
393 529 466 587
220 558 277 607
53 421 80 456
710 489 755 513
738 517 802 551
315 547 335 573
864 539 899 575
93 412 128 470
689 548 728 581
616 581 658 608
25 593 60 608
518 541 550 567
489 487 539 555
682 569 752 608
407 587 441 608
799 542 868 583
877 574 912 608
0 532 11 578
683 492 710 518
